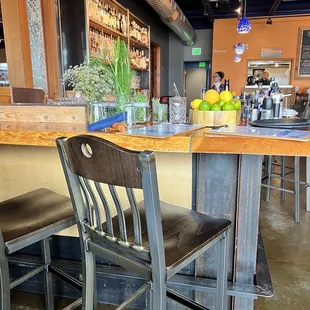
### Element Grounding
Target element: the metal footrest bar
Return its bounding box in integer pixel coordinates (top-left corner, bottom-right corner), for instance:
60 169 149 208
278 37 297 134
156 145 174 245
10 265 45 289
261 183 295 194
62 297 82 310
261 183 308 194
116 283 150 310
268 174 308 185
167 288 210 310
271 163 294 171
49 265 83 291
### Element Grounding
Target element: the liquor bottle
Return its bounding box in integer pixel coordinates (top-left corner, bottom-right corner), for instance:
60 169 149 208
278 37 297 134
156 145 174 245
118 13 122 33
122 14 127 35
224 79 230 91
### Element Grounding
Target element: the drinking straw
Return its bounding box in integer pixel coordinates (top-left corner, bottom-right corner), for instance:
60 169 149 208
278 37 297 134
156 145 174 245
173 83 180 97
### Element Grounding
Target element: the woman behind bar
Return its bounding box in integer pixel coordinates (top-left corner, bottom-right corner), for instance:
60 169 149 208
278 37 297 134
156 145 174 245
212 71 225 93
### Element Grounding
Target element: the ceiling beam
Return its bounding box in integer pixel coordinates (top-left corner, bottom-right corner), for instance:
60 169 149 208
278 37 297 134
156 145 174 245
201 0 214 22
268 0 283 16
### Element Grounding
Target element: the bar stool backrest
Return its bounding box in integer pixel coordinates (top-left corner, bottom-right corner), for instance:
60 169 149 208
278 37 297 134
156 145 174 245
57 135 166 268
11 87 47 104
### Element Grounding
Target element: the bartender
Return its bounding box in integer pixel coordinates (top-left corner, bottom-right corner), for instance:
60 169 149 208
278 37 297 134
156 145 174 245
256 70 271 85
212 71 225 92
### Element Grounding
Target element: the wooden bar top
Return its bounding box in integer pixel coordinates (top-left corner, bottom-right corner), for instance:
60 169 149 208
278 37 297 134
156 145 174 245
1 121 310 156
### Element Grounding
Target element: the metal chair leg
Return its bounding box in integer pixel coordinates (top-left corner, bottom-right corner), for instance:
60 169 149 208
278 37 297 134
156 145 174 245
263 155 268 181
306 157 310 212
0 236 10 310
42 238 54 310
216 232 228 310
150 276 166 310
281 157 286 201
84 245 96 310
295 156 301 223
266 155 272 202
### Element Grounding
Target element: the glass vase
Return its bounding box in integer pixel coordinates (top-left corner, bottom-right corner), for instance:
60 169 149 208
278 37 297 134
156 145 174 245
88 102 117 124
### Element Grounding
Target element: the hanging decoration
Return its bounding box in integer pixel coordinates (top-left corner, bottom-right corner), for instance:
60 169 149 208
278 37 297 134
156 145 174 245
234 43 249 55
237 0 251 34
235 43 245 55
234 55 242 63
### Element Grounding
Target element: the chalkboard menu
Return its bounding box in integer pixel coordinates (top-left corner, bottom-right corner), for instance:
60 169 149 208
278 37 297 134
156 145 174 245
298 29 310 77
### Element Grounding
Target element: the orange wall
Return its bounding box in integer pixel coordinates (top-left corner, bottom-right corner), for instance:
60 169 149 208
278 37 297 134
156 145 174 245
212 16 310 94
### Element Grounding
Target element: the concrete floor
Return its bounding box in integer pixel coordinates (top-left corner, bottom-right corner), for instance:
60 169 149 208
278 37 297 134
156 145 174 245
11 158 310 309
255 158 310 310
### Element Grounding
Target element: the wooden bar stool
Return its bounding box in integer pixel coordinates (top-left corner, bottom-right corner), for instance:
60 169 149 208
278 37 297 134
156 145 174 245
0 188 77 309
57 135 231 310
10 87 47 104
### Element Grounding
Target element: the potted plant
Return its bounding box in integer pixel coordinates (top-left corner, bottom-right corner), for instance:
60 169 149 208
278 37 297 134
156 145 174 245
62 58 114 123
63 38 136 124
109 37 135 112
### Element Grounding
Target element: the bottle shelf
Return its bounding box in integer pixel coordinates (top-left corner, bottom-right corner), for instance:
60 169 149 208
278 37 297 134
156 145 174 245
87 1 150 90
130 38 149 49
131 65 149 72
89 18 127 40
89 54 148 72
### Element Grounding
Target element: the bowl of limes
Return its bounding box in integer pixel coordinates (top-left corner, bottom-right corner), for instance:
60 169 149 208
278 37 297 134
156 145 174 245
189 90 241 126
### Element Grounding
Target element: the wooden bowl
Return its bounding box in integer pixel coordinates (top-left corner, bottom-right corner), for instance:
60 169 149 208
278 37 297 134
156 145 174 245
189 109 241 126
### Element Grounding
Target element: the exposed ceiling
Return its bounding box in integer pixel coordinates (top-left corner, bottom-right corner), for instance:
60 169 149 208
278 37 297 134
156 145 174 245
175 0 310 29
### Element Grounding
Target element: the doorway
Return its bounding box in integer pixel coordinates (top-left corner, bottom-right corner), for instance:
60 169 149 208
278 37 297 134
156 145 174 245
183 62 210 113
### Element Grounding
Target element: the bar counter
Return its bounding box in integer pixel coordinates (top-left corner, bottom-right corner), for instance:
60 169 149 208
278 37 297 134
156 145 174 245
1 121 306 309
1 121 310 156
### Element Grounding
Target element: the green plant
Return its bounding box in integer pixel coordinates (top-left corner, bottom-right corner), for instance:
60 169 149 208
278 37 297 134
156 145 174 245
62 58 113 104
132 92 148 103
132 92 149 122
109 37 135 111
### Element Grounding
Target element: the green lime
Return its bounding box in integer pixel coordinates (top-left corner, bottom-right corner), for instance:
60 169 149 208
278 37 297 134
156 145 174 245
199 100 211 111
230 98 241 110
217 99 226 107
210 103 221 111
222 102 235 111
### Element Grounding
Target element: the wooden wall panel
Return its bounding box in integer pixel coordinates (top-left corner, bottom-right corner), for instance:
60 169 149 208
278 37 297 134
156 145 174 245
0 0 33 88
41 0 61 99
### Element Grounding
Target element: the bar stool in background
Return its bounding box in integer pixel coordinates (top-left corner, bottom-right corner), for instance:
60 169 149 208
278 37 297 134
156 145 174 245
0 188 78 309
260 117 310 223
262 156 304 223
57 135 231 310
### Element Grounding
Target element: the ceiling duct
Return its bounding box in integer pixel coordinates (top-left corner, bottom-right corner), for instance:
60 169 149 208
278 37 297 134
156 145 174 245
145 0 197 46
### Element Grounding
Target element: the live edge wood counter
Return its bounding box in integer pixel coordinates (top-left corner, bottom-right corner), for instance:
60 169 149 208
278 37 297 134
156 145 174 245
0 121 310 156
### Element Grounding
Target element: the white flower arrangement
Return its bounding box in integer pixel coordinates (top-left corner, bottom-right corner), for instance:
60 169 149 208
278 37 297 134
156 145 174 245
62 59 114 104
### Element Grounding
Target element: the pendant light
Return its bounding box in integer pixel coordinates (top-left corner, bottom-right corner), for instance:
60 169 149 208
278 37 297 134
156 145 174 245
237 0 251 34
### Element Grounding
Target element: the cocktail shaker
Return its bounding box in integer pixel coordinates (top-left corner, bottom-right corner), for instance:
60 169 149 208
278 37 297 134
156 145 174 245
260 97 273 120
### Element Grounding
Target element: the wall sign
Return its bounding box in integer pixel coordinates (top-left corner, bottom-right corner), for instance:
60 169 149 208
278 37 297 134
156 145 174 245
261 48 283 58
192 48 201 56
296 28 310 78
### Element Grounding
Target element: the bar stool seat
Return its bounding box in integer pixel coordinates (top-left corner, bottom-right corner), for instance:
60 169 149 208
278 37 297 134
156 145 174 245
0 188 74 243
104 201 230 269
0 188 79 309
